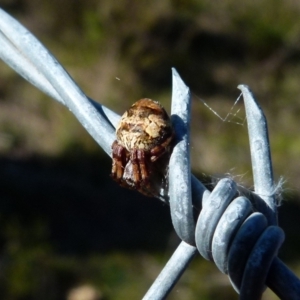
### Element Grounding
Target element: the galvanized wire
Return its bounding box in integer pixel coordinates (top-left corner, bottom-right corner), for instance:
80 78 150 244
142 241 197 300
238 84 278 225
1 7 300 300
0 8 116 156
169 68 195 245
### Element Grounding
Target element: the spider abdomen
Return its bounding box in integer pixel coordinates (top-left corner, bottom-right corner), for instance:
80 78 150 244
116 98 173 152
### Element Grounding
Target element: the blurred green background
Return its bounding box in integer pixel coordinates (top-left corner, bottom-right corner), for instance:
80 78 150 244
1 0 300 299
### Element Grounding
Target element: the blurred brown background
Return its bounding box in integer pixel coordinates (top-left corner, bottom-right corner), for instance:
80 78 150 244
1 0 300 299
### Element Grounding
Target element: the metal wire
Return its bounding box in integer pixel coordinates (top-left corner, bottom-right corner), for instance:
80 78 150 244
238 84 277 225
142 241 197 300
1 7 300 300
169 68 195 245
0 8 116 156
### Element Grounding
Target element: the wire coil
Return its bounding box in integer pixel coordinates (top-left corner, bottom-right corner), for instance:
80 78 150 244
194 178 285 298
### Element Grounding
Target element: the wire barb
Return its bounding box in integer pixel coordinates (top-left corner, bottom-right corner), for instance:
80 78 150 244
169 68 195 245
238 84 277 225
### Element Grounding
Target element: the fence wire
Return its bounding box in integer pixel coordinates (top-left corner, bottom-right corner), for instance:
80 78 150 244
1 7 300 300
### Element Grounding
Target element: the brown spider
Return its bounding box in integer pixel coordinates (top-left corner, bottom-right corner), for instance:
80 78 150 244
111 98 174 197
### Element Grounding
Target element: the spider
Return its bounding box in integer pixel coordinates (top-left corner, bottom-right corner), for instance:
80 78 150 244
111 98 174 197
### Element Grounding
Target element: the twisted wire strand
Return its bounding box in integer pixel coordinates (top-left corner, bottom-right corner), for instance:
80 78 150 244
0 8 116 156
1 7 300 300
195 178 286 298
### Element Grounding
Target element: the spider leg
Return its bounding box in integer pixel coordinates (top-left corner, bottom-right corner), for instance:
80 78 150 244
137 149 149 182
111 140 127 181
150 134 173 162
130 149 141 185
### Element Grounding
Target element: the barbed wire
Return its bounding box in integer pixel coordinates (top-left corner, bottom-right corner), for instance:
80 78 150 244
1 7 300 300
